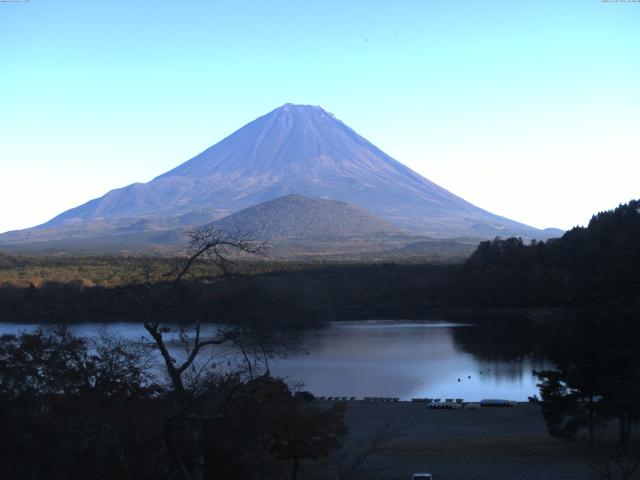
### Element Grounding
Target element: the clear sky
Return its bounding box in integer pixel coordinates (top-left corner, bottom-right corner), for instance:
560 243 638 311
1 0 638 233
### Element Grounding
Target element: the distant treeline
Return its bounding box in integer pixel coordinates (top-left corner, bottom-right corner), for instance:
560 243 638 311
0 254 319 288
0 263 457 323
1 200 639 324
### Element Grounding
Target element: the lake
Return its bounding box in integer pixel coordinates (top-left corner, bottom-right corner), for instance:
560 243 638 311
0 320 546 401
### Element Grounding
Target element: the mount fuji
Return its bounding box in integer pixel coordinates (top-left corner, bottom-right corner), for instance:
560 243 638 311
1 103 559 250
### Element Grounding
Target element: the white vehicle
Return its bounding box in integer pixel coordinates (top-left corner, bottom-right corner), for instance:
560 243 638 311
411 474 433 480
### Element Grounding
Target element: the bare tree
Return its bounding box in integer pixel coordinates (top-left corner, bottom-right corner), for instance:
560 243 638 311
587 438 640 480
116 226 280 480
312 422 405 480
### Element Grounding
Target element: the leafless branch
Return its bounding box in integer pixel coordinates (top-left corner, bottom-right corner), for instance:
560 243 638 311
315 422 405 480
587 439 640 480
172 226 267 285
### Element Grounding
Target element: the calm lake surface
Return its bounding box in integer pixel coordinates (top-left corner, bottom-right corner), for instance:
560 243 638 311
0 320 546 401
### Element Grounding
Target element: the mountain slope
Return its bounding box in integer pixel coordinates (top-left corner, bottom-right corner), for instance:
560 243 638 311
212 194 402 240
5 103 557 242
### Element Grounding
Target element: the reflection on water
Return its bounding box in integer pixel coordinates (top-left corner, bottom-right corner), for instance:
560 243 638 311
269 320 546 401
0 320 547 401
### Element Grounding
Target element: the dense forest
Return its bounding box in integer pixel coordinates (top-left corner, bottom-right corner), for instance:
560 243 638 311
1 200 638 324
463 199 640 309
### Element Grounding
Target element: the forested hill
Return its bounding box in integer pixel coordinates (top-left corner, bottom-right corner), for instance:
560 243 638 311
462 199 640 307
212 194 401 239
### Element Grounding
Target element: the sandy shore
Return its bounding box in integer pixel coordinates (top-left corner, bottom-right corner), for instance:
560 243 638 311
317 401 599 480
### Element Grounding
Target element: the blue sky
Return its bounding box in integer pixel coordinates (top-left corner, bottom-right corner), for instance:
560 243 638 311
1 0 639 233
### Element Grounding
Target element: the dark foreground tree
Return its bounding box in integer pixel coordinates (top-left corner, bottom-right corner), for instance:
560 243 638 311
0 327 347 480
0 327 161 480
117 226 347 480
536 307 640 449
223 377 347 480
121 227 268 480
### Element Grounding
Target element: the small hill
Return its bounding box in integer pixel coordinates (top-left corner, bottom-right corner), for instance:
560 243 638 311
212 194 402 240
